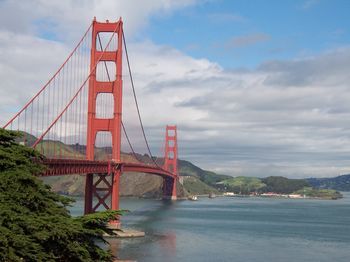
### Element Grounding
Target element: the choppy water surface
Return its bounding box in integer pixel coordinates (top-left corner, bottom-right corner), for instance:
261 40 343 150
70 193 350 262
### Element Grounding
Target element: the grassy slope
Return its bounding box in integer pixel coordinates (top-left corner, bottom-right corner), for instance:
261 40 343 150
182 176 219 195
221 176 266 193
294 187 343 199
178 159 231 186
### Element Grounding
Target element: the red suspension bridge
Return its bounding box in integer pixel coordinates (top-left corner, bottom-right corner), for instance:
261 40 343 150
2 18 178 223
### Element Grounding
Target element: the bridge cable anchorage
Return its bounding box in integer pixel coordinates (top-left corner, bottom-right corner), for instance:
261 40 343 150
3 22 93 129
32 24 119 148
122 29 160 168
96 34 142 163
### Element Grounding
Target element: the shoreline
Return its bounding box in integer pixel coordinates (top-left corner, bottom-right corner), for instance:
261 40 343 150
62 192 344 201
218 194 343 200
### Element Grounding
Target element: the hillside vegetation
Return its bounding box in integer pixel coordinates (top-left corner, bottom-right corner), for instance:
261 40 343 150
262 176 310 194
294 187 342 200
178 160 230 186
221 176 309 194
183 176 219 195
220 176 342 199
221 176 266 194
307 174 350 191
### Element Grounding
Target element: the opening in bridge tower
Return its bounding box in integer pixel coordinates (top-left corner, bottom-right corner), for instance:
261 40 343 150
85 18 123 215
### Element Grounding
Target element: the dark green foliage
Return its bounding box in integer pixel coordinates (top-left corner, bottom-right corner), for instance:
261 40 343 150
262 176 310 194
0 129 121 261
0 129 43 174
222 176 266 194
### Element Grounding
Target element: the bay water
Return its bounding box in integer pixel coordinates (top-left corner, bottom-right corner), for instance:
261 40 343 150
70 193 350 262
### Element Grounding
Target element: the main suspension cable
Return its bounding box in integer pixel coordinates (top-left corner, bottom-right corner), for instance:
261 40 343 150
122 29 159 167
97 34 140 162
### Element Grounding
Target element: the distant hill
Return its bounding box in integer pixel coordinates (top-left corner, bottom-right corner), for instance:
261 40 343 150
220 176 309 194
307 174 350 191
23 133 348 197
178 159 231 186
182 176 220 195
16 131 37 146
220 176 266 194
262 176 310 194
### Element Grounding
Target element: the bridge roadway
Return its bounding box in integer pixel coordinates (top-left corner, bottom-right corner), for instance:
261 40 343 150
41 158 176 179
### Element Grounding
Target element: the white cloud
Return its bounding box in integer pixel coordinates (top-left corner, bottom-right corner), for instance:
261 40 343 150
0 0 198 41
0 30 69 118
1 0 350 179
67 28 345 178
129 45 350 178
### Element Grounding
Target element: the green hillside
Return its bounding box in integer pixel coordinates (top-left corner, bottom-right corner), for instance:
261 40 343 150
178 159 231 186
16 131 37 146
294 187 342 199
182 176 219 195
221 176 266 194
262 176 310 194
220 176 316 195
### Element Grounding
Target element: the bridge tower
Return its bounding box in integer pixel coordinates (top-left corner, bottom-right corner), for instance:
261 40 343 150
85 18 123 216
163 125 178 200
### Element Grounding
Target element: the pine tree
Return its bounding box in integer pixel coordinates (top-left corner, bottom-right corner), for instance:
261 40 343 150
0 129 121 261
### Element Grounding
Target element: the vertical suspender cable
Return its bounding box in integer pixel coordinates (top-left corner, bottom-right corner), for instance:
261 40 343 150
122 30 159 167
97 34 141 162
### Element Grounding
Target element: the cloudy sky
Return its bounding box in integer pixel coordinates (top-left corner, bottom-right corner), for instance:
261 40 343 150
1 0 350 178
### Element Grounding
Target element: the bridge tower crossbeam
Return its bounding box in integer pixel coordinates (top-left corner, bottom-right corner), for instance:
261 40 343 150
84 18 123 215
163 125 178 200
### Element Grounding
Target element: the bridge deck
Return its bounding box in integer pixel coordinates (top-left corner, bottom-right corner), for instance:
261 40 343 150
41 158 176 179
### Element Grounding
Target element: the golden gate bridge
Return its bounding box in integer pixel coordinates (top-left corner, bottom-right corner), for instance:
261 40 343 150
2 18 178 226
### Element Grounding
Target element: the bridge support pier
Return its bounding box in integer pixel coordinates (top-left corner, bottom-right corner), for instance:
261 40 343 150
84 173 94 214
109 170 121 229
84 173 114 214
163 177 177 200
111 170 120 211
